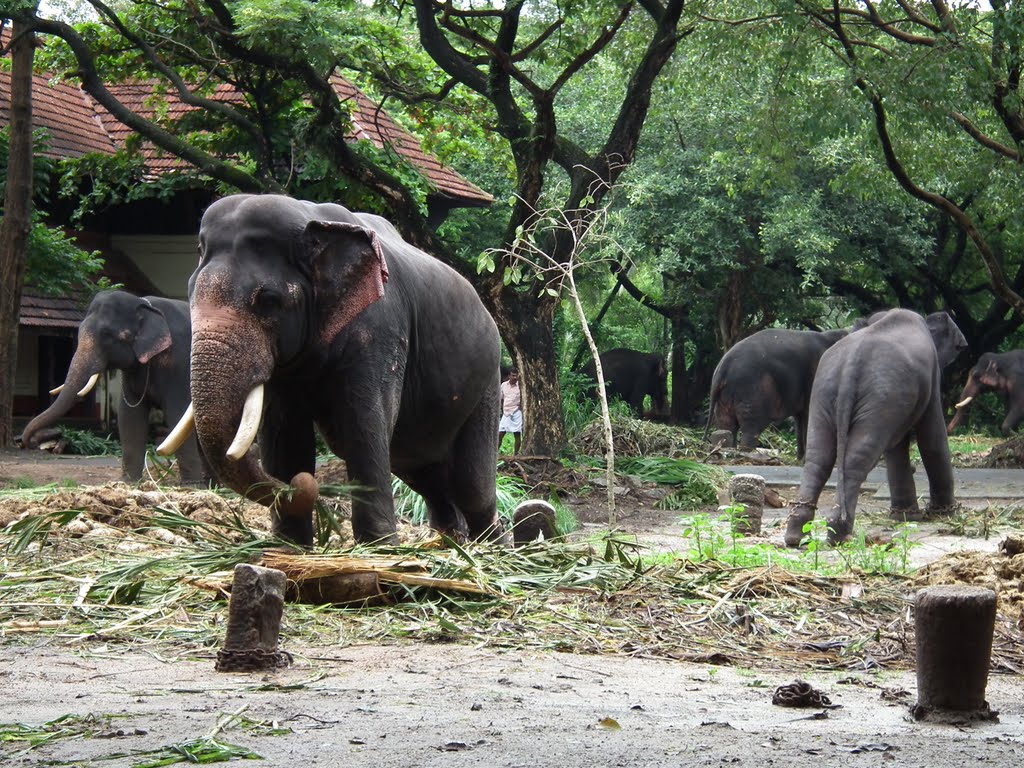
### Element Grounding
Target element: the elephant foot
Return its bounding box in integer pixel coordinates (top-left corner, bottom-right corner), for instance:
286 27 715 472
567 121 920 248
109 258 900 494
784 502 816 548
889 504 924 522
923 501 961 519
825 507 854 546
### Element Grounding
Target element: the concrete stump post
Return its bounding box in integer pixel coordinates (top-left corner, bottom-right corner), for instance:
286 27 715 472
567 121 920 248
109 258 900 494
912 585 998 722
728 473 765 535
709 430 735 449
512 500 558 547
215 563 292 672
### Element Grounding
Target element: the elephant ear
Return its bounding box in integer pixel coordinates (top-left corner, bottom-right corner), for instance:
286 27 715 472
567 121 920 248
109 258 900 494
133 301 173 364
302 219 390 345
925 311 968 370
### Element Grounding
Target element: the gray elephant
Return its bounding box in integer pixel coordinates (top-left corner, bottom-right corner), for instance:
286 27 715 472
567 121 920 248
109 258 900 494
19 290 207 484
784 309 967 547
158 194 503 547
582 348 668 418
704 328 848 459
947 350 1024 436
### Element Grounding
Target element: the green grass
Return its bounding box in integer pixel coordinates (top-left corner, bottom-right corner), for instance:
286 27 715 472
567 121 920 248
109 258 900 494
649 506 921 576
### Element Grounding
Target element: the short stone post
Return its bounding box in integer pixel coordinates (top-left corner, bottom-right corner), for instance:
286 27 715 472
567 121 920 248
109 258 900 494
216 563 292 672
912 585 998 722
728 473 765 535
512 500 558 547
709 430 735 449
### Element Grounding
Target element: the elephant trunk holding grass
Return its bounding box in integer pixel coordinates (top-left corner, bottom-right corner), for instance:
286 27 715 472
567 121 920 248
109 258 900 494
784 309 967 548
947 350 1024 436
582 348 669 418
19 290 207 484
704 328 848 460
159 194 504 547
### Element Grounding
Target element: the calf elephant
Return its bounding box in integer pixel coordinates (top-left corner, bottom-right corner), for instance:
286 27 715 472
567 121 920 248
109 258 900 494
784 309 967 547
158 194 503 547
704 328 848 459
582 348 668 418
947 350 1024 436
19 290 207 484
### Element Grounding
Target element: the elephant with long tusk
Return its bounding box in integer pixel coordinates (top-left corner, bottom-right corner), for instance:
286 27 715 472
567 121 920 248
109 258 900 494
21 290 209 485
160 193 505 547
946 350 1024 436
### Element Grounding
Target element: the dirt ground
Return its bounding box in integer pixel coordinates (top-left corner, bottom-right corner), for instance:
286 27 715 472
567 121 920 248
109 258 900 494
2 448 1024 766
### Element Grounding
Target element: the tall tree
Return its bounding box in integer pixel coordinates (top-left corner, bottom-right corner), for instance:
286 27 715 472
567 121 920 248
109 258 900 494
10 0 693 455
0 14 36 447
789 1 1024 325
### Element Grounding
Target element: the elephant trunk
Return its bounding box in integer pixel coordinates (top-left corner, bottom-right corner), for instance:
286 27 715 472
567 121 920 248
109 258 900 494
20 333 103 448
189 313 317 539
946 376 981 435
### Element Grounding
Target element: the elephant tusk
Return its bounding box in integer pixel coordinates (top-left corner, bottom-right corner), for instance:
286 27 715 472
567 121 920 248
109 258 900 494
157 402 195 456
49 384 64 396
955 396 974 409
77 373 101 397
226 384 265 461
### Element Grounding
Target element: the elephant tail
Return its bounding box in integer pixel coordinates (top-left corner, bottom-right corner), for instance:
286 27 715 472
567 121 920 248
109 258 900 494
703 381 720 443
833 378 856 524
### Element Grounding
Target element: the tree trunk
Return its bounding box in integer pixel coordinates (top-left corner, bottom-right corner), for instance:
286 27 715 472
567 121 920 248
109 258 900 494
488 290 564 457
0 20 35 447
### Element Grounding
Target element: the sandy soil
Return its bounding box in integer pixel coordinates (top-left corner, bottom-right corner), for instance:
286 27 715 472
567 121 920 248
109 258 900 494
2 449 1024 766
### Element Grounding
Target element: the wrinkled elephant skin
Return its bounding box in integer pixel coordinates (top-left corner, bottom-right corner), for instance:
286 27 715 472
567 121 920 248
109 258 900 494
947 350 1024 436
704 328 848 459
19 290 207 485
582 348 669 419
185 194 503 547
784 309 967 547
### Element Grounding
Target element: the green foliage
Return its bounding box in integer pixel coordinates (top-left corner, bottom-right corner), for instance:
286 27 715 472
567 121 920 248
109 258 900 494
678 510 920 576
616 456 728 511
0 129 107 295
57 427 121 456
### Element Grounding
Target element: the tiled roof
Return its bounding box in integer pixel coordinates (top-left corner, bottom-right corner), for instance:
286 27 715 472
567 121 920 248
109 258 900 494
0 33 492 206
19 291 88 329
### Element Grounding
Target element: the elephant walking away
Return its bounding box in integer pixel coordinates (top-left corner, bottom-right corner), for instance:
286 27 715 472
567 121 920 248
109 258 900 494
159 194 503 547
947 350 1024 436
582 348 668 418
784 309 967 548
19 290 207 485
704 328 848 459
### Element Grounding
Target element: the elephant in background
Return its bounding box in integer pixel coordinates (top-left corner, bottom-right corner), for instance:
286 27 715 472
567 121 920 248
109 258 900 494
582 348 668 418
704 328 848 459
19 290 207 485
947 350 1024 436
158 194 503 547
784 309 967 547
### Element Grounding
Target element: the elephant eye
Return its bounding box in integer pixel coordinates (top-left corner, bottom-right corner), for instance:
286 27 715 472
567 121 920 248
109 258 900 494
251 286 283 317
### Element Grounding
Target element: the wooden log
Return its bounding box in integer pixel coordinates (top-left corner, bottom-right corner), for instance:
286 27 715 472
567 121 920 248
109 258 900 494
912 585 998 722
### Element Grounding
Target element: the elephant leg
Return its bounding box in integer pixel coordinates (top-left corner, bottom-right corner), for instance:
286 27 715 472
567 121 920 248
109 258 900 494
116 398 149 482
826 427 887 544
1002 400 1024 435
399 465 469 541
260 389 317 545
163 398 206 487
916 397 956 514
884 435 920 520
449 403 504 542
784 428 837 548
737 418 767 453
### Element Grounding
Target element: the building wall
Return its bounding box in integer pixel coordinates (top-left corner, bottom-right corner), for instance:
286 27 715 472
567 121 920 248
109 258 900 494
111 234 198 300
